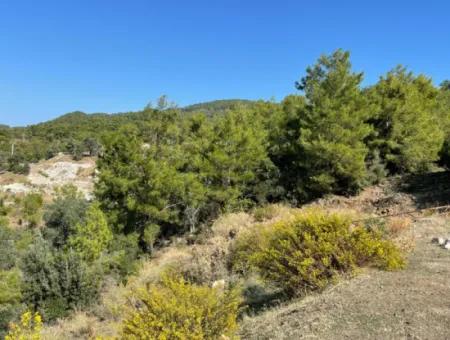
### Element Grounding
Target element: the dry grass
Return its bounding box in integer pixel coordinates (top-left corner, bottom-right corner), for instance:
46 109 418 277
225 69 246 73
386 216 413 236
0 172 29 185
41 311 117 340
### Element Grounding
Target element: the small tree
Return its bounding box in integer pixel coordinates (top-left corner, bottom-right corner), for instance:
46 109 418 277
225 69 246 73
67 203 113 262
21 193 43 228
44 185 88 247
21 236 100 321
83 138 100 156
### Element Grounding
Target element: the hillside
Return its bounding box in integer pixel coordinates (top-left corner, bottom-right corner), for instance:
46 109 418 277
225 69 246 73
36 171 450 339
0 50 448 340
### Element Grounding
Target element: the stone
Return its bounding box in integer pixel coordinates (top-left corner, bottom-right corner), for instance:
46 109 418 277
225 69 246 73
438 237 446 246
212 279 225 290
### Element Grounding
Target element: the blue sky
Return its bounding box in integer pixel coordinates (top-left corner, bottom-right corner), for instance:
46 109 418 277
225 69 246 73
0 0 449 126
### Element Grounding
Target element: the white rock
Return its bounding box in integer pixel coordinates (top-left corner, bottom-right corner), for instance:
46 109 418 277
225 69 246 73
437 237 446 246
212 280 225 290
443 242 450 250
1 183 31 194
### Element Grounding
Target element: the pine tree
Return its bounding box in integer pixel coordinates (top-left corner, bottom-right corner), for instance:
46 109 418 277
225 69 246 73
294 49 372 199
368 66 443 172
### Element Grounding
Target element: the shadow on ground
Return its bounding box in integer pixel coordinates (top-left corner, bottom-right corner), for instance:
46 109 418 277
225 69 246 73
396 170 450 209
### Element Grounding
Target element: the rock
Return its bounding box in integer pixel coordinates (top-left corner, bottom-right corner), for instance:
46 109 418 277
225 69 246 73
443 242 450 250
212 279 225 290
437 237 446 246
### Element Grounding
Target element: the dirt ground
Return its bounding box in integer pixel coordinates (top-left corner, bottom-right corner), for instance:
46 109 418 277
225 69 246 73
239 215 450 340
0 153 96 199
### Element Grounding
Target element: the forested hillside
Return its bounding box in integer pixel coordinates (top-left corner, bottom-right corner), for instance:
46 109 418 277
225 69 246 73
1 49 449 339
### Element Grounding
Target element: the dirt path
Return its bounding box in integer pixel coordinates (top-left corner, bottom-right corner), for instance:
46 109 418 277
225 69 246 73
239 216 450 340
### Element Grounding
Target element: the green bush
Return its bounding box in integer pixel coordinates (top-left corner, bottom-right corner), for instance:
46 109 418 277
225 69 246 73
232 208 404 295
21 193 43 228
0 269 23 338
21 236 100 321
67 203 113 262
121 273 242 340
104 233 141 279
43 185 88 247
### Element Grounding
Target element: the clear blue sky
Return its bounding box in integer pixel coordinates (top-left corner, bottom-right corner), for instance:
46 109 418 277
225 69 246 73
0 0 449 126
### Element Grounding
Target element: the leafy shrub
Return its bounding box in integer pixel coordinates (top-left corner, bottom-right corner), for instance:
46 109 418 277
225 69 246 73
7 155 30 175
232 208 405 295
0 225 17 270
105 233 141 279
0 269 23 338
43 185 88 247
21 193 43 228
67 203 113 262
21 237 101 321
5 311 42 340
121 273 242 339
252 204 280 222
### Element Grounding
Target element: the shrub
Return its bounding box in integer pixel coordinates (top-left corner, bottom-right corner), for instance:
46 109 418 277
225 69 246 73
21 237 100 321
5 311 42 340
43 185 88 247
0 225 17 270
67 203 113 262
121 273 242 339
252 204 279 222
22 193 43 228
0 269 23 338
232 208 405 295
105 233 141 279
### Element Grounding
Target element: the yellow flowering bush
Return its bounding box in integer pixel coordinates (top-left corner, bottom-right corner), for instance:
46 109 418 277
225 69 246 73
122 273 242 339
5 311 42 340
232 208 405 295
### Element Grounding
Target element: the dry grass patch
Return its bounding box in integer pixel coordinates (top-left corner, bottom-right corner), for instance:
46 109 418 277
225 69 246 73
386 216 413 236
41 311 116 340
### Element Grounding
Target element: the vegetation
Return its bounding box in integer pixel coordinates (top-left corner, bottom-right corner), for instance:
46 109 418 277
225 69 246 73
121 273 242 340
5 311 42 340
0 50 447 337
67 203 112 262
232 208 404 295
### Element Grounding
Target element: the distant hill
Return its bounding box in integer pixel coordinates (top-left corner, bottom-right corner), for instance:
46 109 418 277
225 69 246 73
182 99 256 116
0 99 262 172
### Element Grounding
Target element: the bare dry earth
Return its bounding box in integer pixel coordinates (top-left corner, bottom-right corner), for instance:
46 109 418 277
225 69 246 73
0 154 95 199
239 215 450 340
